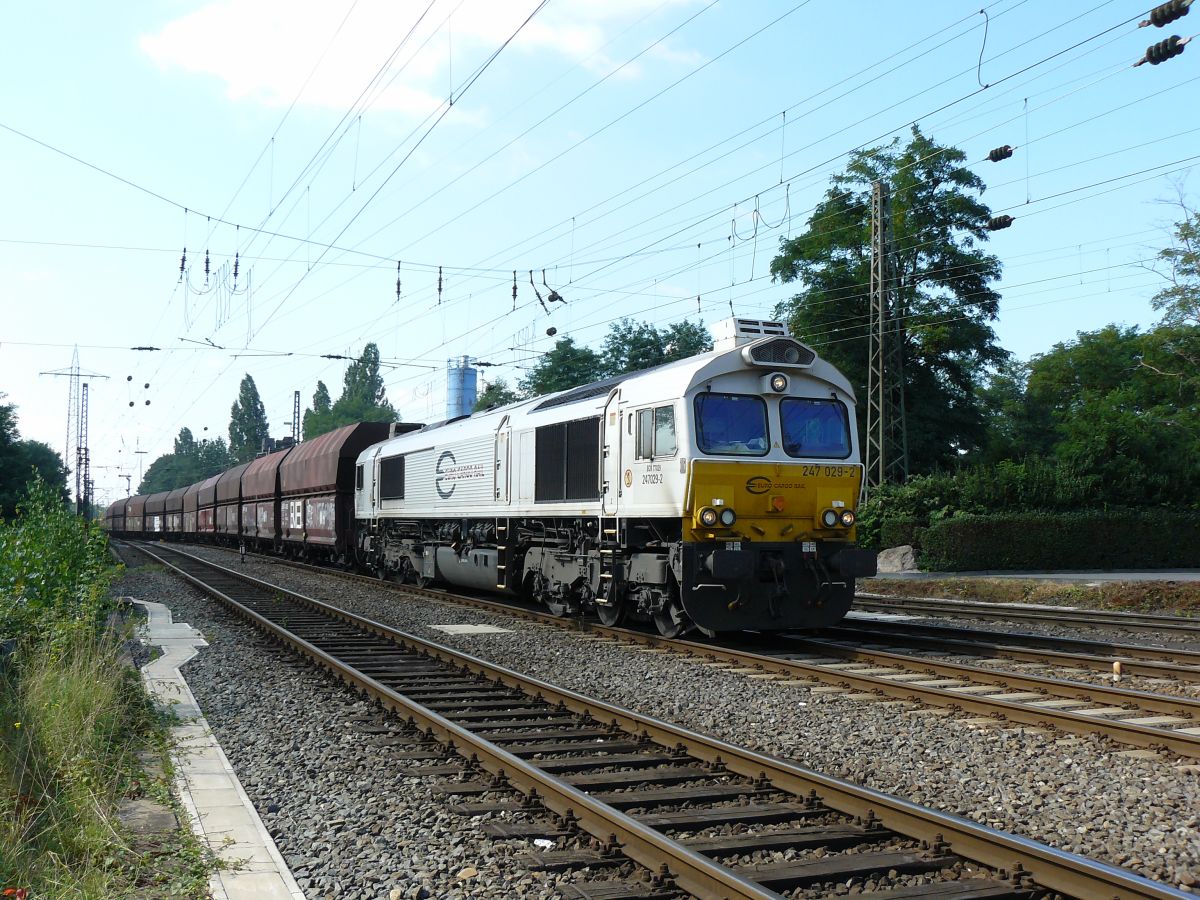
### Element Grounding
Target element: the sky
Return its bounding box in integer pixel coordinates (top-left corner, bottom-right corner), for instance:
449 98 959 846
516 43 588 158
2 0 1197 509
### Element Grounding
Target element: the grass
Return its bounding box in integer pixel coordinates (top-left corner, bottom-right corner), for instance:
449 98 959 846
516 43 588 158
1 481 214 897
0 629 213 898
862 577 1200 615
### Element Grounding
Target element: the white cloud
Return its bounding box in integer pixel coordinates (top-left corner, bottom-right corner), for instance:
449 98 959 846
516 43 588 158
139 0 705 115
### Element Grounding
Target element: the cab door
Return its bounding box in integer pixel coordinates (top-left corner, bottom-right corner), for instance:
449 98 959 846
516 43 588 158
494 415 511 503
602 389 621 515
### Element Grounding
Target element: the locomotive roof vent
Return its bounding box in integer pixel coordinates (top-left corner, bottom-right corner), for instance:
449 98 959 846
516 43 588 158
742 337 816 369
712 317 788 352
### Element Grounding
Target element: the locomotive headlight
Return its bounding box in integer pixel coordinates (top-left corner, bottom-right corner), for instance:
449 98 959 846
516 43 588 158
820 508 840 528
769 372 788 393
840 510 856 527
719 507 736 527
699 506 720 527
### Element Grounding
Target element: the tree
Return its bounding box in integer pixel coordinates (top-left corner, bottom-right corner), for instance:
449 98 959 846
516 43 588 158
139 429 235 493
602 318 667 375
0 397 70 517
600 317 714 377
1151 201 1200 329
520 337 604 397
474 378 521 412
302 381 334 439
662 319 713 361
229 374 270 463
303 345 398 439
1020 324 1200 505
770 125 1007 474
976 361 1055 465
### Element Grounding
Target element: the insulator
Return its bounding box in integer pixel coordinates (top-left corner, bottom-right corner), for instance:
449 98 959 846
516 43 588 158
987 215 1014 231
511 270 518 311
204 248 210 280
987 145 1014 162
233 252 239 281
179 247 187 276
1142 0 1190 27
437 265 443 304
395 261 401 302
1144 34 1186 64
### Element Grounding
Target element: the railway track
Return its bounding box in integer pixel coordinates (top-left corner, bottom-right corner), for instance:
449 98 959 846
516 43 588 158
147 541 1200 758
855 594 1200 636
829 618 1200 683
131 541 1185 899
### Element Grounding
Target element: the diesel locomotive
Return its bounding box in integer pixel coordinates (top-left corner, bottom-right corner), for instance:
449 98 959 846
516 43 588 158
106 318 876 636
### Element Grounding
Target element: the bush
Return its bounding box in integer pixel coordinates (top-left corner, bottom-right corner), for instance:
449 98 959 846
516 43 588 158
879 517 924 551
0 479 114 646
919 509 1200 571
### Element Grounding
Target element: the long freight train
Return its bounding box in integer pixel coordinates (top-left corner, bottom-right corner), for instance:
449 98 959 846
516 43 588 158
106 318 876 636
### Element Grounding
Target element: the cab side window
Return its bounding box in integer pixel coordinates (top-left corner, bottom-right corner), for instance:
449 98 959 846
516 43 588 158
636 405 677 459
636 409 654 459
355 464 364 490
655 406 676 456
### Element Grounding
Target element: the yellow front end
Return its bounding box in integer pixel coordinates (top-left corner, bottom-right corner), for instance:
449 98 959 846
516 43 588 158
683 460 863 543
675 459 872 631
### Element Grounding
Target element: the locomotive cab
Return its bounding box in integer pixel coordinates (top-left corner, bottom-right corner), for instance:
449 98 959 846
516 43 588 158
607 319 876 634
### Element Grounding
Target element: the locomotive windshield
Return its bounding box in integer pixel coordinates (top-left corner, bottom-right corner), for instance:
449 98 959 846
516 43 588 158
694 393 769 456
781 398 851 459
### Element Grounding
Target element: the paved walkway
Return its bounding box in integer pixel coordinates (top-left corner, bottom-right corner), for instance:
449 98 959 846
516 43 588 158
133 598 305 900
868 569 1200 583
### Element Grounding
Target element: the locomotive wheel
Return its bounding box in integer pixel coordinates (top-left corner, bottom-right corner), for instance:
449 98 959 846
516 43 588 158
595 598 626 627
652 601 690 639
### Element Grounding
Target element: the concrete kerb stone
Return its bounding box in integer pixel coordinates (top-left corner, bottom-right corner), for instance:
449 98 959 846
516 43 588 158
128 597 305 900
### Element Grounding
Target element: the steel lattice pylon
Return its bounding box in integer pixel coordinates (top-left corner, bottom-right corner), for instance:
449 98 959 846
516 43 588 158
864 181 909 499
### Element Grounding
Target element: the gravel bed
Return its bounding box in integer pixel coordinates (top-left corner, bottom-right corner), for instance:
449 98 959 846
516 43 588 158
173 545 1200 892
118 563 574 900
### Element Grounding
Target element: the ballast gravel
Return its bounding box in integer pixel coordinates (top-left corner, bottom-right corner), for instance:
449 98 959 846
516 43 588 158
118 563 569 900
131 546 1200 893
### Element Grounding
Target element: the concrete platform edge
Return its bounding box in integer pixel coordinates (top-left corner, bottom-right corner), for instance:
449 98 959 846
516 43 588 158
130 597 305 900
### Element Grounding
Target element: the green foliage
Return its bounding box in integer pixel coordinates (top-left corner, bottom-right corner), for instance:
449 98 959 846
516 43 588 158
1023 324 1200 506
919 510 1200 571
520 336 604 397
0 399 69 518
856 458 1103 551
137 429 235 494
1 627 212 896
228 374 270 463
601 317 713 377
302 380 334 439
0 479 114 644
522 318 713 398
302 344 398 439
1152 201 1200 329
473 378 521 412
771 125 1006 473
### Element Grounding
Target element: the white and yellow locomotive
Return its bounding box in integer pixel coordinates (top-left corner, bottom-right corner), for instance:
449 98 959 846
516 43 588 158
354 318 876 635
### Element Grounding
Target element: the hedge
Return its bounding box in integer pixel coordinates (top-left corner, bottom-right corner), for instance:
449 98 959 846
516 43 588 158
918 509 1200 571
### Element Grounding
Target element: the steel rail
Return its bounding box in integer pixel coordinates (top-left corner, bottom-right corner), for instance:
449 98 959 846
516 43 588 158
134 542 1200 756
134 545 777 899
830 621 1200 682
766 633 1200 719
856 593 1200 634
135 543 1187 900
